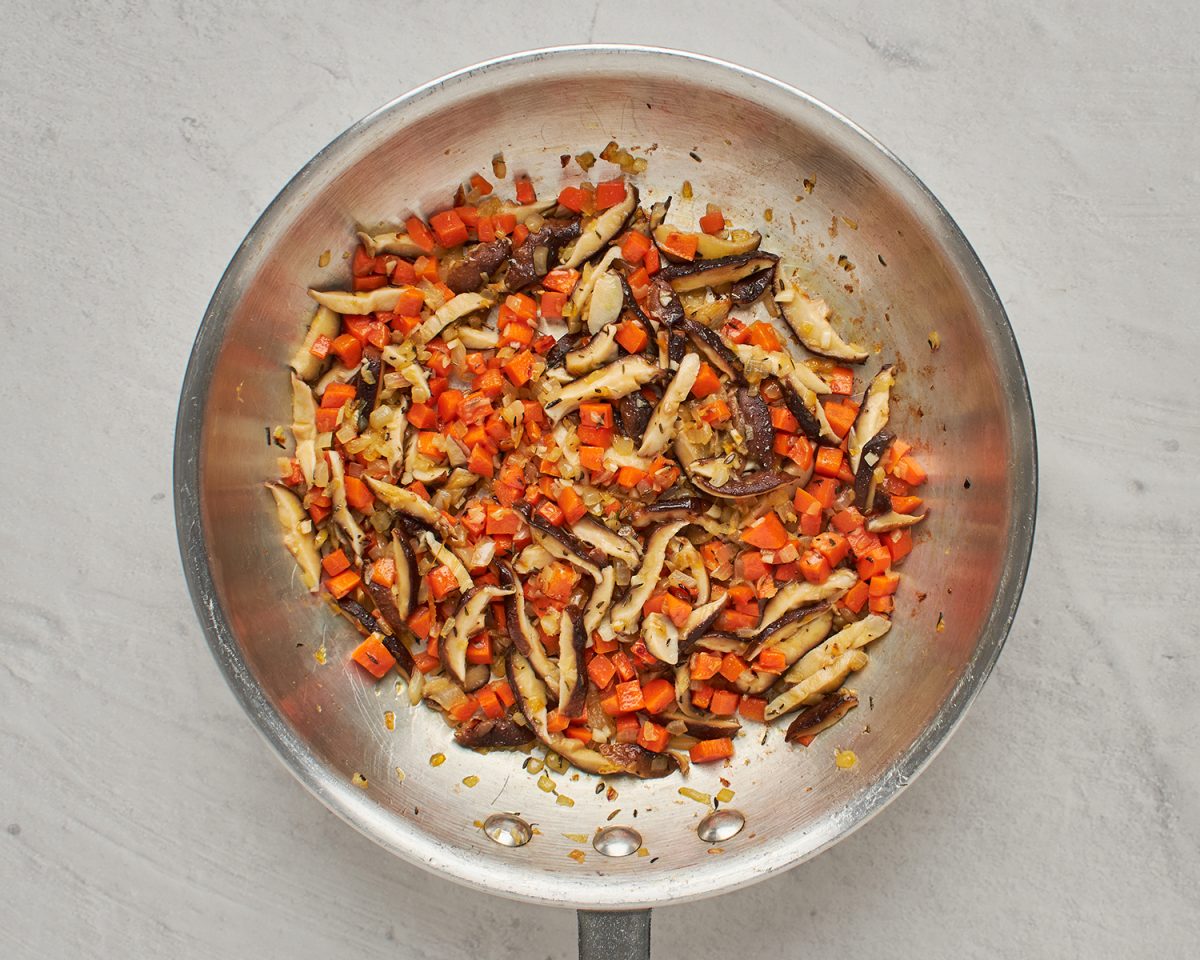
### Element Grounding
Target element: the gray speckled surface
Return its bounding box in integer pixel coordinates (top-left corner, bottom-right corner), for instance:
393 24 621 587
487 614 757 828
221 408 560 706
2 3 1197 958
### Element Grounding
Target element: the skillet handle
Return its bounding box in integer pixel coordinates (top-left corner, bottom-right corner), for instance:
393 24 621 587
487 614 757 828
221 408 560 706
577 909 651 960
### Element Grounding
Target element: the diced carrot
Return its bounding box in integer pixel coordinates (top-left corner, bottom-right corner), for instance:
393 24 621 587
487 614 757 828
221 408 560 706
620 230 652 264
485 506 522 537
491 680 515 708
890 495 924 515
627 266 651 299
325 569 361 599
755 648 787 674
546 709 570 733
831 507 865 533
417 431 445 462
869 573 900 597
406 403 438 429
615 319 649 354
493 212 517 235
577 422 614 448
828 366 855 395
407 604 435 641
577 445 605 472
709 689 741 716
885 528 913 563
540 290 567 319
688 362 722 400
637 718 670 753
392 286 425 318
641 678 676 715
770 406 799 433
321 548 350 577
823 400 858 439
690 737 735 763
465 633 493 665
719 653 749 683
514 176 536 204
793 486 820 514
467 444 494 478
715 608 758 632
869 594 895 614
404 216 435 253
564 726 593 744
352 274 387 292
814 446 844 478
309 334 332 359
579 402 614 429
343 475 374 511
846 527 882 558
368 557 396 589
742 512 789 550
587 653 617 689
556 486 587 525
350 635 397 679
535 500 565 527
698 398 731 424
699 207 725 234
476 368 505 398
892 455 928 486
505 293 538 321
331 333 362 368
812 531 849 566
660 231 699 261
611 650 636 682
320 381 357 410
476 686 503 719
469 173 493 195
594 177 627 210
690 683 715 710
856 546 893 580
739 696 767 722
475 215 496 242
690 651 723 681
616 466 646 488
840 579 870 614
542 561 577 602
799 550 832 584
502 350 535 387
428 564 460 601
436 389 464 423
614 713 640 743
806 477 838 510
661 594 693 630
557 185 586 212
737 550 770 582
746 321 782 352
613 679 645 713
643 244 661 275
429 209 469 248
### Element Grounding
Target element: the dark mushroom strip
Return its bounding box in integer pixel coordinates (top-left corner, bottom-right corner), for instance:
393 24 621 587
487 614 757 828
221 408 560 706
734 386 774 464
352 348 382 431
677 594 729 658
866 510 927 533
692 633 749 654
658 252 779 293
775 275 869 363
639 353 701 457
847 364 897 473
609 521 688 634
689 467 798 500
784 369 841 444
506 652 624 775
522 503 609 576
497 562 559 688
366 476 456 540
756 568 858 634
653 225 762 260
442 585 512 685
784 691 859 744
679 318 747 384
543 356 662 423
570 516 642 567
854 430 895 511
765 648 870 721
743 601 833 660
545 331 585 369
787 614 892 685
631 496 715 528
594 742 679 779
776 377 823 440
556 603 589 717
616 391 653 443
337 597 414 676
564 324 619 376
444 237 512 294
389 531 418 619
644 276 685 329
730 267 775 305
657 709 743 741
454 715 536 748
504 217 582 291
564 185 640 268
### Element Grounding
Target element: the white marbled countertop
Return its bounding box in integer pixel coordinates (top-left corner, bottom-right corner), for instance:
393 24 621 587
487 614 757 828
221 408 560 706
2 3 1197 957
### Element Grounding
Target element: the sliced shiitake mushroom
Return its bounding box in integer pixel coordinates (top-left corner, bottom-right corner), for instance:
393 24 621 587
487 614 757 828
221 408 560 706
679 317 746 384
505 218 581 291
689 467 798 500
775 275 868 363
564 186 640 268
784 690 859 744
847 364 896 473
543 356 662 423
658 252 779 293
290 305 339 381
616 391 653 443
266 483 320 590
444 238 512 294
734 386 774 465
854 430 895 512
442 584 512 685
609 520 688 634
454 715 536 748
730 267 775 306
497 561 559 688
652 225 762 261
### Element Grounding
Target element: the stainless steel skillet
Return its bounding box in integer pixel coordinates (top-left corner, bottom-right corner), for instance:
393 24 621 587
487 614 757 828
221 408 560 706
174 45 1036 960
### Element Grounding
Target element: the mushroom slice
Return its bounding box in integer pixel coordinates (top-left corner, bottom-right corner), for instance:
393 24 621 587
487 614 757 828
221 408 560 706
455 715 536 748
290 305 340 381
784 371 842 444
451 325 500 350
565 323 619 375
564 186 639 268
776 378 822 441
266 483 321 591
653 225 762 261
357 229 439 258
660 709 743 741
675 539 710 605
290 375 318 485
326 451 368 559
366 477 455 539
743 601 833 659
443 585 512 685
545 331 585 371
583 566 617 636
444 238 512 294
570 516 642 567
737 610 836 695
787 614 891 684
543 356 662 423
595 741 680 779
557 603 589 717
765 648 870 720
730 268 775 306
689 467 799 500
677 594 729 658
785 690 859 744
847 364 897 473
679 318 747 384
389 531 419 619
507 652 623 775
584 270 627 334
867 510 927 533
616 391 653 443
639 352 700 457
308 286 408 316
411 292 491 346
854 430 895 512
505 218 582 291
643 612 680 664
376 401 408 473
338 597 415 677
497 562 560 688
631 496 715 528
498 199 557 223
775 277 869 363
523 504 608 579
755 568 858 634
419 530 472 592
644 276 685 329
659 252 779 293
569 246 622 318
610 521 688 634
734 386 774 465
